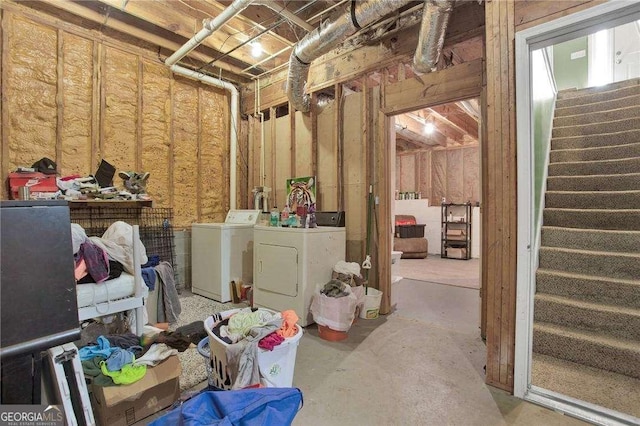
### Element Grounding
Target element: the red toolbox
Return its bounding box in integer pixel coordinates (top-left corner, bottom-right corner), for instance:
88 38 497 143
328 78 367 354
8 172 58 199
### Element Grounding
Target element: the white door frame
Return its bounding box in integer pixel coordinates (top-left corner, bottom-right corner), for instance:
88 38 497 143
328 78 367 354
514 2 640 425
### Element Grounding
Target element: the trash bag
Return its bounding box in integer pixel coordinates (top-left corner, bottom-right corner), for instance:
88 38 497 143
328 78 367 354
149 387 303 426
310 284 364 332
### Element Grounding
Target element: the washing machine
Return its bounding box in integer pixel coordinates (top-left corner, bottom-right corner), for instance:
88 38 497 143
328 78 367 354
252 225 346 327
192 210 260 302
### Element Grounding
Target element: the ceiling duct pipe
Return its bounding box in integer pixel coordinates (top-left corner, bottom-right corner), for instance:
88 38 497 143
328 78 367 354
287 0 413 113
412 0 454 74
165 0 255 67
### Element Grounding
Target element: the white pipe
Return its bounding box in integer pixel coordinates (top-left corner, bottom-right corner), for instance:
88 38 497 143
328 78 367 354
257 78 265 187
170 65 239 210
165 0 255 67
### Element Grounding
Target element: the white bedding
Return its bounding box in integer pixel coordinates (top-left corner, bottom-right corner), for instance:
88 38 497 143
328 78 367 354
76 273 136 309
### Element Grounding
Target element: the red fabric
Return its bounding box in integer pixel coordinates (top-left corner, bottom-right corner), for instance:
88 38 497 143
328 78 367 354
258 332 284 351
395 215 416 226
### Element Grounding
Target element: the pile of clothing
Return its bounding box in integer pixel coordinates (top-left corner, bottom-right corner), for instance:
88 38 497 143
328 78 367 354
80 333 177 387
80 321 208 387
72 221 148 282
210 308 299 390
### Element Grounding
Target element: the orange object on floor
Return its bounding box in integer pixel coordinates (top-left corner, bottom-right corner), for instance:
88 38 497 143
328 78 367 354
317 324 348 342
154 323 169 330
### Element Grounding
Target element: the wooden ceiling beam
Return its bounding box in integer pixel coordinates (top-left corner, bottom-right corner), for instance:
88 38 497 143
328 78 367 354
395 126 442 148
421 110 466 143
430 103 478 138
97 0 289 71
29 0 252 80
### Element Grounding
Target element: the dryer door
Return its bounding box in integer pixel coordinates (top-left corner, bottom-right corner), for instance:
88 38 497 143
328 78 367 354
255 243 298 297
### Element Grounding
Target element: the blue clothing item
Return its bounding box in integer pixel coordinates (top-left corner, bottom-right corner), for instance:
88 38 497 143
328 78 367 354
105 347 135 371
141 267 156 290
142 255 160 268
79 336 117 361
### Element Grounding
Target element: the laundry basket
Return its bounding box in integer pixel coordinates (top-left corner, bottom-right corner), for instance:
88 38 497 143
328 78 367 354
197 337 216 388
204 308 303 390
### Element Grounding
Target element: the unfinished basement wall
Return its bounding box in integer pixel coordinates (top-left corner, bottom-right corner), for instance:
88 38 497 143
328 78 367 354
396 147 479 205
0 6 231 229
246 90 367 264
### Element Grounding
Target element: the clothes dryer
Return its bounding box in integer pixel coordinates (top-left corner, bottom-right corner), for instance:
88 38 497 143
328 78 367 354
192 210 260 302
252 225 346 326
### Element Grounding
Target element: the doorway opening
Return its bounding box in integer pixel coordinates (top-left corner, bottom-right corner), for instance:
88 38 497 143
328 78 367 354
515 2 640 424
390 98 483 338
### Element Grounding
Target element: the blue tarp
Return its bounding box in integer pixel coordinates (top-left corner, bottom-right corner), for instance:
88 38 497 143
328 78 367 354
150 387 303 426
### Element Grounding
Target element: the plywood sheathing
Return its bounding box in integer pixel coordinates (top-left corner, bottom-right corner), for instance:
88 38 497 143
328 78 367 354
343 91 365 263
274 114 291 209
294 110 313 178
316 101 338 212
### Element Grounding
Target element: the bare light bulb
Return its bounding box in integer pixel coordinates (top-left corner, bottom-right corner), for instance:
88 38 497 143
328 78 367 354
251 42 263 58
424 122 435 134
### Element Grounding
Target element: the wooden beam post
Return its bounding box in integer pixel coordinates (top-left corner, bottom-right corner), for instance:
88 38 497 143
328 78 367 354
484 0 517 393
56 29 64 169
335 83 344 211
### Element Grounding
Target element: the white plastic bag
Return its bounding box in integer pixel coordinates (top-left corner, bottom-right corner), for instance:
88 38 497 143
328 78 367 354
310 284 364 332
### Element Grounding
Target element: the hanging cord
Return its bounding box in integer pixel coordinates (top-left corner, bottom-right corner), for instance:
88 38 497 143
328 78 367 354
362 185 374 289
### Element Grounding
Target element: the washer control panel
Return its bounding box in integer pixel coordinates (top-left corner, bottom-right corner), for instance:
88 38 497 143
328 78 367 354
225 209 261 224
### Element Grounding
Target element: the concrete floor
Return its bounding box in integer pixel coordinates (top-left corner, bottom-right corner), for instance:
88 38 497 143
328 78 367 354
139 261 588 425
396 256 480 289
290 278 587 425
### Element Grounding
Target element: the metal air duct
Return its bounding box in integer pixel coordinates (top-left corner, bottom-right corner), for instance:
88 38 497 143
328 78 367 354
287 0 413 112
413 0 454 74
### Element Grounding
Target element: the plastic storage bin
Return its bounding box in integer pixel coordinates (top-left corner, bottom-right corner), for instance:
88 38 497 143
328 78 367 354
204 308 303 390
396 224 425 238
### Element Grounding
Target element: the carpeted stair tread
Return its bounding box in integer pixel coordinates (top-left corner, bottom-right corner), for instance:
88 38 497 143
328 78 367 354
551 129 640 150
546 173 640 191
549 141 640 163
543 208 640 230
540 226 640 252
556 84 640 108
531 353 640 419
554 105 640 128
544 189 640 209
534 293 640 341
536 269 640 309
547 157 640 176
552 117 640 138
532 322 640 379
538 246 640 280
556 78 639 100
555 93 640 118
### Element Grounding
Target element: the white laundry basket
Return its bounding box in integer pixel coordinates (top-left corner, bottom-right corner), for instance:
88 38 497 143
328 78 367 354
204 308 303 390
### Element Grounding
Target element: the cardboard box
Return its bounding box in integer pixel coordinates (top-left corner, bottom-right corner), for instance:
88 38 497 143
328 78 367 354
91 356 181 426
8 172 58 199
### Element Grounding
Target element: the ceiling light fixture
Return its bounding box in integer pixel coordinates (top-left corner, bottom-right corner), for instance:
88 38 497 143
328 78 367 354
424 122 435 134
251 42 263 58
